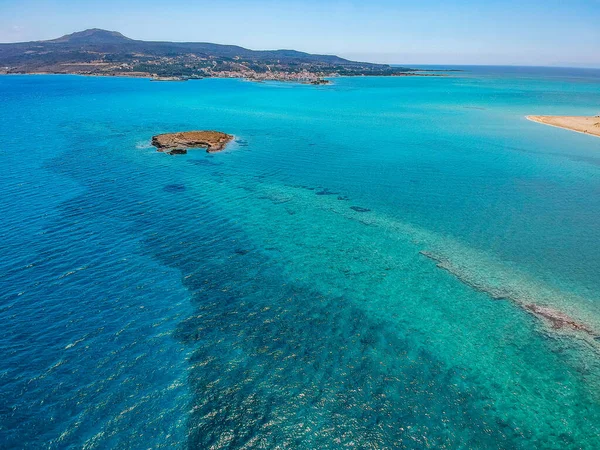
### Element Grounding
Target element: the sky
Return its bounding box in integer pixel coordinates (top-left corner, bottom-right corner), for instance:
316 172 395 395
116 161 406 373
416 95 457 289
1 0 599 67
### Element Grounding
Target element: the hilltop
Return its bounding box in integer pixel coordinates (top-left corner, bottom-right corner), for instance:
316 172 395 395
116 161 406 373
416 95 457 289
0 28 418 81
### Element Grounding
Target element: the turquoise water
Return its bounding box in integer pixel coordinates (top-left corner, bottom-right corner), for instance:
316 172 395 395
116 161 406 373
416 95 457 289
1 67 600 448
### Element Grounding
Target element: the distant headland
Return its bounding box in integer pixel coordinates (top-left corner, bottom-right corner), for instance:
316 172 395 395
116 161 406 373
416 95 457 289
0 29 433 83
527 115 600 138
152 131 234 154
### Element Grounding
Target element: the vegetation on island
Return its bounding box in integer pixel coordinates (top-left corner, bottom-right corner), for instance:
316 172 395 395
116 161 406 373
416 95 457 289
0 29 423 82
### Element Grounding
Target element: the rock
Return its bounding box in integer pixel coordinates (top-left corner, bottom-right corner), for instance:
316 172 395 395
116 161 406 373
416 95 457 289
163 184 186 192
167 148 187 155
525 304 593 333
152 131 234 153
316 188 338 196
309 79 331 85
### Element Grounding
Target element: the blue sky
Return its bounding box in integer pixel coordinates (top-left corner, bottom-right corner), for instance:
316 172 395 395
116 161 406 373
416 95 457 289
1 0 599 67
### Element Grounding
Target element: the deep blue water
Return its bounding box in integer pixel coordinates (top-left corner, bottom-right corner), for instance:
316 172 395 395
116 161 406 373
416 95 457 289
1 68 600 448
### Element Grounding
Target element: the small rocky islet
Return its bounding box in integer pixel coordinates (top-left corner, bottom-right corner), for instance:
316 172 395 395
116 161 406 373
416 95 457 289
151 131 234 154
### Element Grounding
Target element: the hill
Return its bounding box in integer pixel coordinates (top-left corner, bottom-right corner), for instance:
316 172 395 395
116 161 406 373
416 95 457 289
0 28 416 81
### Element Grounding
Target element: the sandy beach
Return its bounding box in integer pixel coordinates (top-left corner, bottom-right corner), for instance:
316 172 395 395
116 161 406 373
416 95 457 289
527 115 600 137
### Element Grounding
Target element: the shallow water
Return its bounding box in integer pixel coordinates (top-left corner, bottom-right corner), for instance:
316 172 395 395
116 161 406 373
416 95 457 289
1 67 600 448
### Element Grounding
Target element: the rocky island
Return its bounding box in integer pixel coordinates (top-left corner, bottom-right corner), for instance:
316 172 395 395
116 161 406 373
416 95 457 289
151 131 234 154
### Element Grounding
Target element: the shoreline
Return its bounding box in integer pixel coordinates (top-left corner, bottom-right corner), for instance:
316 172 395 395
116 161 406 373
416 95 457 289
0 71 440 83
526 115 600 138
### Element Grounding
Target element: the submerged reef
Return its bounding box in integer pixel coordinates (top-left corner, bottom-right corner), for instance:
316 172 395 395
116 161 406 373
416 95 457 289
420 251 597 339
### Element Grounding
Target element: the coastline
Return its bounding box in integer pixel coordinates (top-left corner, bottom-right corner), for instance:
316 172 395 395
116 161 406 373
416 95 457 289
527 115 600 138
0 71 439 83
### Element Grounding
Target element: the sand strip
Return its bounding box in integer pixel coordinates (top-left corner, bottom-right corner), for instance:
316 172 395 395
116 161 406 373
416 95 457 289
527 115 600 138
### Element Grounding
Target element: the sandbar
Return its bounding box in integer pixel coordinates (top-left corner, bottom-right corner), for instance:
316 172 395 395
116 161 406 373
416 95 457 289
526 115 600 138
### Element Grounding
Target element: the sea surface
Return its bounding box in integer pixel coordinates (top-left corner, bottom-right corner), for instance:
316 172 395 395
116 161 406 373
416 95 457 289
1 66 600 449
